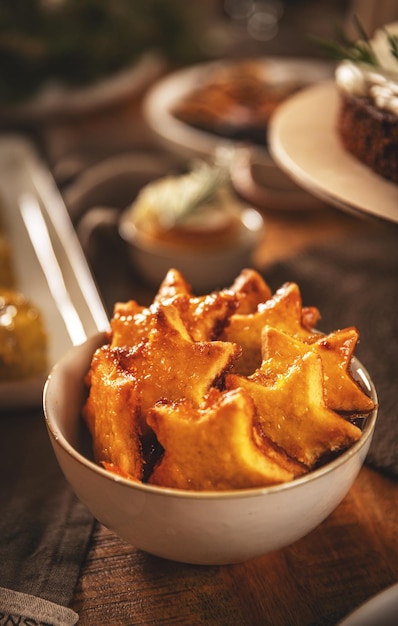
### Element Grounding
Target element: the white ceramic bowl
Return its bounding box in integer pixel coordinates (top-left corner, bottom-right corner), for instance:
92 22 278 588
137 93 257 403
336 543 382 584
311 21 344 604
66 152 266 293
43 332 378 565
119 205 265 293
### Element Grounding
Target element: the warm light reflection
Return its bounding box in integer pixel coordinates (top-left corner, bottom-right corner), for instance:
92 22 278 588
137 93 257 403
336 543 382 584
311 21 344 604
355 366 372 394
241 207 264 231
20 193 87 345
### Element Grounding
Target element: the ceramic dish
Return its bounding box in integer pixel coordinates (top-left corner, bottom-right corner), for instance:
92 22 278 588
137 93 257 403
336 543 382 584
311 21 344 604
119 204 265 293
269 81 398 223
65 152 266 293
0 136 109 409
44 331 378 565
143 57 333 211
338 582 398 626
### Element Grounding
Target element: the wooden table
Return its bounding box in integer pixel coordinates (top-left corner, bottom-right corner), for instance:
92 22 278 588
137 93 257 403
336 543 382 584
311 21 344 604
25 80 398 625
71 467 398 626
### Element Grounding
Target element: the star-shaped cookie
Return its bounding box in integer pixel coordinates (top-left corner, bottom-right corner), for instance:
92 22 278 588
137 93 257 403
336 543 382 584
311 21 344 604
223 281 320 375
167 291 238 341
83 344 144 480
261 325 375 413
110 301 240 411
84 300 241 479
111 268 239 346
226 351 362 468
154 267 193 301
110 299 152 348
228 268 272 314
130 301 240 410
147 388 305 490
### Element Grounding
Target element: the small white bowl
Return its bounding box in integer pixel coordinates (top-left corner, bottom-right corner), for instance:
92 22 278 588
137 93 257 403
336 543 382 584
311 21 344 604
66 152 266 293
119 205 265 293
43 332 378 565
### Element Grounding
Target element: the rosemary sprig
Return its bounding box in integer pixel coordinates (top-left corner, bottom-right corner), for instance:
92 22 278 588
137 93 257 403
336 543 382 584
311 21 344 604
352 14 370 45
170 161 228 227
311 16 378 66
385 29 398 60
136 159 230 231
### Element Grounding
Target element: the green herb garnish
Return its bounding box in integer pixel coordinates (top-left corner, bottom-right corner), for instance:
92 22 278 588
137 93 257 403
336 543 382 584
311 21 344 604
133 158 232 231
311 16 378 66
162 161 229 228
385 29 398 60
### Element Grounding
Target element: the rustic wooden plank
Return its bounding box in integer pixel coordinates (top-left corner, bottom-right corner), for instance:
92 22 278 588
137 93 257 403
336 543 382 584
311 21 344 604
71 468 398 625
72 525 246 625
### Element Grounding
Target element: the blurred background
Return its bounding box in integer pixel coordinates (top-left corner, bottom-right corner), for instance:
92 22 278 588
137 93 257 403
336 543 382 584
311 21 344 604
1 0 397 174
1 0 397 307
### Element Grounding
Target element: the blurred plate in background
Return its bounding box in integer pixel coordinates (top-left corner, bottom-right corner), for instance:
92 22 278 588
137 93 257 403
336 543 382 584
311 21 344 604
143 56 333 211
269 81 398 223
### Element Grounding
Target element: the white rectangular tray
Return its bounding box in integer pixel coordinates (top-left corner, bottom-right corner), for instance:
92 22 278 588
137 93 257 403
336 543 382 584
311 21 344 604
0 135 109 409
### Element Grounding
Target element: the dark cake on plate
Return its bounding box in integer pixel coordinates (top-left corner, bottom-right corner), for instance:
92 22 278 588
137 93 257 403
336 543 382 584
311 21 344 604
335 22 398 183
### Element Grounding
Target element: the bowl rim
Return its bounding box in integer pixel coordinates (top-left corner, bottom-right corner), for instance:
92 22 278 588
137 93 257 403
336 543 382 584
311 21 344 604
43 332 378 502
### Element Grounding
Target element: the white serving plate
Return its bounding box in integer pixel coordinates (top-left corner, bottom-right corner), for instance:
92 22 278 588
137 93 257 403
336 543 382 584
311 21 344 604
144 56 333 162
269 81 398 223
143 57 333 210
0 135 109 409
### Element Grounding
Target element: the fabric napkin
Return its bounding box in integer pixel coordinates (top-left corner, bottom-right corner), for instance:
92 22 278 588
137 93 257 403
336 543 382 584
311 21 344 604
263 225 398 478
0 409 94 625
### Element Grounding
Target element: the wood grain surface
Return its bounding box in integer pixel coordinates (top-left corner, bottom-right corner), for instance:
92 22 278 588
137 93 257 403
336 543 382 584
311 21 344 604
71 467 398 625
